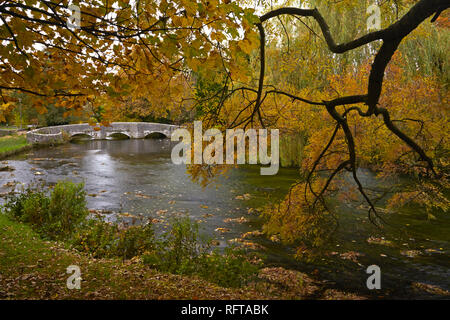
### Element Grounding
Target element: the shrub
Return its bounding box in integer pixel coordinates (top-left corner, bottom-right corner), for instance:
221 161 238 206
197 247 261 288
143 218 261 287
68 218 117 257
5 185 50 228
2 181 154 259
154 217 209 274
3 181 88 239
69 218 155 259
47 181 88 239
116 223 154 259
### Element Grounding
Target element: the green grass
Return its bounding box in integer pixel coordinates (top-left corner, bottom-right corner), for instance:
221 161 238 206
0 134 30 157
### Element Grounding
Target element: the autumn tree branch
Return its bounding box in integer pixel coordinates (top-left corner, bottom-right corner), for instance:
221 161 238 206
252 0 448 222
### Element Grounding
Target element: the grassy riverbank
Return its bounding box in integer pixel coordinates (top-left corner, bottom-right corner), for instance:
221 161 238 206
0 214 368 299
0 134 31 159
0 213 262 299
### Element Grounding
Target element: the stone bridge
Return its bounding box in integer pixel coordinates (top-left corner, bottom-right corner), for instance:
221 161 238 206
26 122 179 144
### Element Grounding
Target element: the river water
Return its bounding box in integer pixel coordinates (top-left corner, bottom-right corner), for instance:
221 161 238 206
1 138 449 298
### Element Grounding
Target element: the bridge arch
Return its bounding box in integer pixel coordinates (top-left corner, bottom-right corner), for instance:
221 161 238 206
70 133 93 141
108 132 131 140
144 132 168 139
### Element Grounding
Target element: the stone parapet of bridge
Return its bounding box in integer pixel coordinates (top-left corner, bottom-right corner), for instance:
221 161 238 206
26 122 179 144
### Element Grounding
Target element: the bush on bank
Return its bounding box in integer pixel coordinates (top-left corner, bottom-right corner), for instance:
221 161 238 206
71 218 155 259
142 218 261 288
3 181 157 259
1 181 260 287
4 181 88 240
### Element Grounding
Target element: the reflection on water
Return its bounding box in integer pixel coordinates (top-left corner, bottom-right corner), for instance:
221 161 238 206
1 139 449 298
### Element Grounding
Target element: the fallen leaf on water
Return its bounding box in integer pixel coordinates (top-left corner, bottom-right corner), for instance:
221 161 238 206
400 250 421 258
210 240 220 246
156 209 168 215
135 193 153 199
424 248 444 254
241 230 263 239
241 241 264 250
223 216 248 224
367 236 394 247
119 212 135 217
339 251 364 263
3 181 16 188
411 282 450 296
270 235 280 243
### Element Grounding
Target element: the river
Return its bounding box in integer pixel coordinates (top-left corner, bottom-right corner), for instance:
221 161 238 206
1 138 448 299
